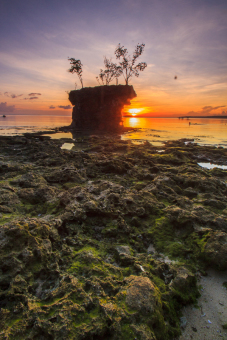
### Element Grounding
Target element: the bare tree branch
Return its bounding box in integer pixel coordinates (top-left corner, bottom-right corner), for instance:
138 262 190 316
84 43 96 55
96 57 123 85
114 43 147 85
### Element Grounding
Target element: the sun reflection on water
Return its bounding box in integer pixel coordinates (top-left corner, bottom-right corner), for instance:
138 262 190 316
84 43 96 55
122 117 227 148
128 117 139 127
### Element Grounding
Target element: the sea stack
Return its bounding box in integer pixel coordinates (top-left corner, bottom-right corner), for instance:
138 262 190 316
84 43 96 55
68 85 136 131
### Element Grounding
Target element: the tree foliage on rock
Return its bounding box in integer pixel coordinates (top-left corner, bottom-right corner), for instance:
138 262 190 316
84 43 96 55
96 57 122 85
115 43 147 85
68 58 83 88
68 43 147 88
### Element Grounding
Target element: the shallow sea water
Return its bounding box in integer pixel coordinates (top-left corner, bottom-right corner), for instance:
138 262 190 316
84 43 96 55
198 163 227 170
0 115 72 135
1 115 227 148
122 117 227 148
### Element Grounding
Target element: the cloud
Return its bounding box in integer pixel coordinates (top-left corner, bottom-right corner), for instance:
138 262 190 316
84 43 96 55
58 105 72 110
24 97 38 100
4 92 23 98
11 94 23 98
49 105 56 109
187 105 226 115
28 93 41 96
200 105 226 114
0 102 15 113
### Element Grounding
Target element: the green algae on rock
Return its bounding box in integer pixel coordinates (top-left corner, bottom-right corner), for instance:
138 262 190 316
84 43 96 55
0 134 227 339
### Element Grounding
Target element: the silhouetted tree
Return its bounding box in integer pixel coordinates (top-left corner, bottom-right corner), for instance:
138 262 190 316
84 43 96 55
115 43 147 85
68 58 83 88
97 57 122 85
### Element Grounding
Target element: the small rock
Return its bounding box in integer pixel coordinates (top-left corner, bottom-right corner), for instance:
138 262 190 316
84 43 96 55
180 316 187 330
147 244 156 254
115 245 132 256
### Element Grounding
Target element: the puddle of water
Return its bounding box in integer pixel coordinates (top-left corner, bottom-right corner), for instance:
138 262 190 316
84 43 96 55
60 142 88 151
44 132 73 139
198 163 227 170
61 143 75 150
184 141 195 145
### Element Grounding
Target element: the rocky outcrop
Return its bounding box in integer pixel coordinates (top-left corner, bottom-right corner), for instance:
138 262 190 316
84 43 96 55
1 134 227 339
68 85 136 131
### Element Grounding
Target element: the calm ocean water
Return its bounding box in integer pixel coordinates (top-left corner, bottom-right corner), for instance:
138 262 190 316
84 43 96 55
1 115 227 148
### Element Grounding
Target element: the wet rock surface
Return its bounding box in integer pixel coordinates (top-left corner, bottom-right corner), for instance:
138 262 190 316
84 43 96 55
0 134 227 339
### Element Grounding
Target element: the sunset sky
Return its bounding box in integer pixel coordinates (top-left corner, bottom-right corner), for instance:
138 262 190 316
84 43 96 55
0 0 226 117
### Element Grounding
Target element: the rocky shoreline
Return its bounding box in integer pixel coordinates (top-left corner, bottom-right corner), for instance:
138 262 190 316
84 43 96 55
0 133 227 340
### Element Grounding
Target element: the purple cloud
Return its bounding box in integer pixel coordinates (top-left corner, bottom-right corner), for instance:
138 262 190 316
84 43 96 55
28 93 41 96
24 97 39 100
49 105 56 109
58 105 72 110
4 92 23 98
11 94 23 98
0 102 15 113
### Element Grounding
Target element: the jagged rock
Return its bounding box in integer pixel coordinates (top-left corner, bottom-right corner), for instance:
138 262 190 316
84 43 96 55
0 189 20 208
204 198 226 210
183 187 198 198
115 245 132 257
130 324 157 340
124 276 161 315
203 231 227 270
68 85 136 131
45 167 86 183
115 245 135 265
10 172 47 188
169 267 195 292
18 186 57 204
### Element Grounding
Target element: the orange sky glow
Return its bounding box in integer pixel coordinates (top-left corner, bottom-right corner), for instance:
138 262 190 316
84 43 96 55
0 0 226 118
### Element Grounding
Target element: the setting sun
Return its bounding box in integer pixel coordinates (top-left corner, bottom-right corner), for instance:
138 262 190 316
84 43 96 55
128 108 142 116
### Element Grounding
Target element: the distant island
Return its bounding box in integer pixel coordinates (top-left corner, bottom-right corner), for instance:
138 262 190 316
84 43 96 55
179 115 227 119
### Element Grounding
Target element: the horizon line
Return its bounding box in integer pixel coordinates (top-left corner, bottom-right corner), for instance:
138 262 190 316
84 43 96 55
123 115 227 119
